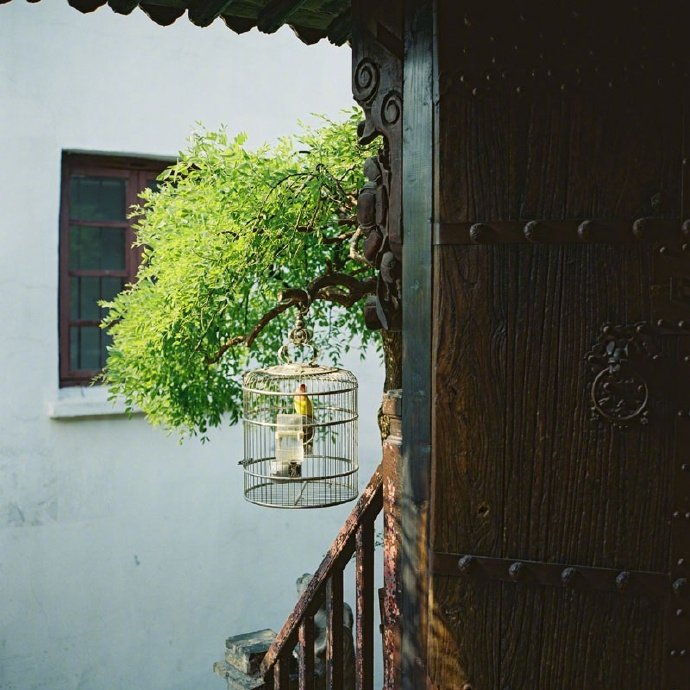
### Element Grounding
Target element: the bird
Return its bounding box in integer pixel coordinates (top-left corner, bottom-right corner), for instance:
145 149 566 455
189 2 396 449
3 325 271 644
293 382 314 454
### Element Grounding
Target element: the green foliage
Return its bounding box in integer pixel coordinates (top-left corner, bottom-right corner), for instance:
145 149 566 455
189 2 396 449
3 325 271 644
101 109 378 438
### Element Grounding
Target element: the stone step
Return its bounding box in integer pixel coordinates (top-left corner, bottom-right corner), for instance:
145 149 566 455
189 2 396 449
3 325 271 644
213 660 266 690
224 628 277 676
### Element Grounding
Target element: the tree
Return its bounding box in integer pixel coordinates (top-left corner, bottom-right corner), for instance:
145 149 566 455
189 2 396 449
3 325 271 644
101 108 395 438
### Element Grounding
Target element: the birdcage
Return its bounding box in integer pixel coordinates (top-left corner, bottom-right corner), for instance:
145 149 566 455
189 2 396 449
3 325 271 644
240 311 358 508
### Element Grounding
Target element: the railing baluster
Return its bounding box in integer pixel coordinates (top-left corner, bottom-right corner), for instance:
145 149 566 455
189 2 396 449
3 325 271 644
326 573 344 690
274 652 290 690
299 616 315 690
356 519 375 690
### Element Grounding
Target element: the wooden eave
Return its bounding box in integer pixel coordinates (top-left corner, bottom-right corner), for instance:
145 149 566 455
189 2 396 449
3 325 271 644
3 0 351 45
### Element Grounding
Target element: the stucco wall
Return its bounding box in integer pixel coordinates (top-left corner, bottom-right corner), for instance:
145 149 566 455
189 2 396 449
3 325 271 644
0 4 384 689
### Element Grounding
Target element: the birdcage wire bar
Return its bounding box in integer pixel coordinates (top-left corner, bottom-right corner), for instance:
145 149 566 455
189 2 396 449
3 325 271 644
241 362 359 508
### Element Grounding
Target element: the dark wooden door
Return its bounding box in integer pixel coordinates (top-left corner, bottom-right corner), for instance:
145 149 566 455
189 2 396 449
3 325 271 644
426 3 689 688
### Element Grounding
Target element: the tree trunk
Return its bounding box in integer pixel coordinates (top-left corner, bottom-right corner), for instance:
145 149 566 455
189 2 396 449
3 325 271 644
378 329 402 441
382 330 402 392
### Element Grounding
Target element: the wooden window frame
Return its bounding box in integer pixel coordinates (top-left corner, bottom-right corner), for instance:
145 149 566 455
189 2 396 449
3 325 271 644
59 153 171 387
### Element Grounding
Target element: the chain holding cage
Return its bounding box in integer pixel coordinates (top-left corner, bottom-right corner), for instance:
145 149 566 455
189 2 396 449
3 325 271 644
240 309 358 508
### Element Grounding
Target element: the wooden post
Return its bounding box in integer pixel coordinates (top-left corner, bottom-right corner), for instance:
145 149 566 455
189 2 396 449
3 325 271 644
401 1 435 688
381 390 403 690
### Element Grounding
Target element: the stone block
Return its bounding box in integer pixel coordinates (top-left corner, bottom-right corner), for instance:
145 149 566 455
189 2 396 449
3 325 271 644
213 660 266 690
225 628 277 676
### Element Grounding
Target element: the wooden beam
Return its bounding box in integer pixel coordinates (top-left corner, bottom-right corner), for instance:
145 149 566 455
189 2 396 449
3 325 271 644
187 0 238 27
256 0 309 34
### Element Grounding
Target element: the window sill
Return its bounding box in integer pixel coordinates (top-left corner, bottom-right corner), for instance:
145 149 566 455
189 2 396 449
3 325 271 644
47 386 142 419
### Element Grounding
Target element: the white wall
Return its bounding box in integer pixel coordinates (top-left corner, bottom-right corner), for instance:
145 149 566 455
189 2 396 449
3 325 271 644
0 4 384 689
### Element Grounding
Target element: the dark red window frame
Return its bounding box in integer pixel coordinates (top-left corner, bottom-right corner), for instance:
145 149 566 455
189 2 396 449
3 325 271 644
59 153 170 387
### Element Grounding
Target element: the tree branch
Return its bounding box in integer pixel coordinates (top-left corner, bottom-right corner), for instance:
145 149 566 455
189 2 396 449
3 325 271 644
322 230 356 245
348 227 371 267
206 272 376 364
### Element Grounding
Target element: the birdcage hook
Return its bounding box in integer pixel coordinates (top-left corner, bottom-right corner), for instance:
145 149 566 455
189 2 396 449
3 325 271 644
278 302 319 364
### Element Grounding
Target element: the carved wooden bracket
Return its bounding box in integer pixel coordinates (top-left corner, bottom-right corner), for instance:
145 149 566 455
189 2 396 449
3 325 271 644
352 0 403 331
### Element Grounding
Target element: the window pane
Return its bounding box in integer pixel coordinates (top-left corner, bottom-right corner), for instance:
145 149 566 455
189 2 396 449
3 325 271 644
70 326 100 371
70 276 99 321
70 175 126 221
69 276 125 320
69 326 112 372
69 226 126 270
101 276 125 305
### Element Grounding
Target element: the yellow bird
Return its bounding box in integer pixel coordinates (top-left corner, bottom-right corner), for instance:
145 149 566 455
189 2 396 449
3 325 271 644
293 383 314 454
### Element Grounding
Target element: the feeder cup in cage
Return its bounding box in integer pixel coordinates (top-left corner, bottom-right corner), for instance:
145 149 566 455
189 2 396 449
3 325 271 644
273 413 303 479
240 310 358 509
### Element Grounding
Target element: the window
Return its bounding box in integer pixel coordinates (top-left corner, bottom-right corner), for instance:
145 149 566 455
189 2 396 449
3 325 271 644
59 153 169 387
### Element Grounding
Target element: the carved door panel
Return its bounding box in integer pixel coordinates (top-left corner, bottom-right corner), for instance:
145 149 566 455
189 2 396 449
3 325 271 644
427 4 689 689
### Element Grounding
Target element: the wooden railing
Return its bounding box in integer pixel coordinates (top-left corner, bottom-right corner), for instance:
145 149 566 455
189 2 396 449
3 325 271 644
260 464 384 690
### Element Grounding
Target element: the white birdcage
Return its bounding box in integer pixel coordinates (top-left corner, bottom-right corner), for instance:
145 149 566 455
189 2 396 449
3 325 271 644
240 311 358 508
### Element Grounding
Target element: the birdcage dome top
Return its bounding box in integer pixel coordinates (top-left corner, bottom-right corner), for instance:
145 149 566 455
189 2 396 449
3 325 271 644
243 362 357 395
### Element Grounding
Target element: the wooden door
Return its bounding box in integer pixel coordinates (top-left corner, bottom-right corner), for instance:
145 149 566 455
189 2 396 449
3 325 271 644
427 3 689 688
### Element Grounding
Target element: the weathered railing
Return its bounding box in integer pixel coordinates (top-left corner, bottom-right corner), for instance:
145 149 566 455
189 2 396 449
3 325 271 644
260 464 384 690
